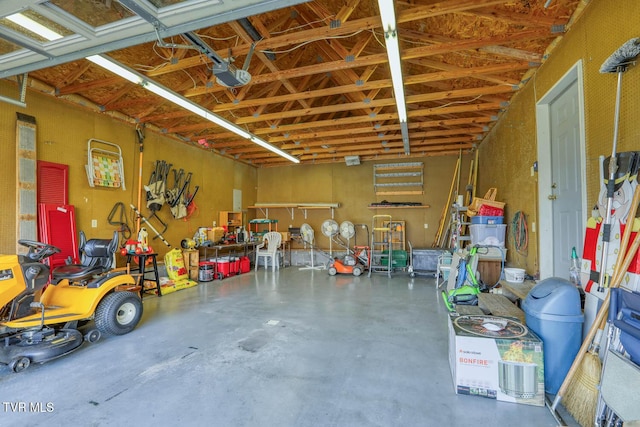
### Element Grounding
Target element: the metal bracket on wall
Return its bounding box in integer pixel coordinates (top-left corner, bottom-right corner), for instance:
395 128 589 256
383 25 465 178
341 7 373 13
1 73 28 108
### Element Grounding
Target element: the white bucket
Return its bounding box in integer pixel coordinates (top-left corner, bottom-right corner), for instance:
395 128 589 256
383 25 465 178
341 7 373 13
504 268 525 283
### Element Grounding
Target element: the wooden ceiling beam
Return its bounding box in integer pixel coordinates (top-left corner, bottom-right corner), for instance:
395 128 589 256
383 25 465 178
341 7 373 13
147 0 511 77
227 21 310 110
180 28 547 96
58 61 92 88
265 117 493 142
479 45 543 62
57 76 123 95
294 6 372 116
277 128 483 150
253 145 473 166
460 6 565 28
276 127 486 150
274 73 316 127
230 135 473 157
335 0 362 25
179 64 524 116
234 85 510 125
253 103 498 136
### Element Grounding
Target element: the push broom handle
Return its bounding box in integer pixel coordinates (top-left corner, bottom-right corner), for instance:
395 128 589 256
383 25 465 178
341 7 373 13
551 188 640 411
612 184 640 285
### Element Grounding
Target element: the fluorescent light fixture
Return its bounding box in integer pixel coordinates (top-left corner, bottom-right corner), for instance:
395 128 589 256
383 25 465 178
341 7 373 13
86 55 144 85
7 14 63 41
143 81 297 162
11 12 299 164
250 136 299 163
377 0 410 154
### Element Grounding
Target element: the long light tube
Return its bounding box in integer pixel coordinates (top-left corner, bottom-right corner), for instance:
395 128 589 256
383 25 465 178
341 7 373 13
7 14 63 41
11 13 299 163
377 0 410 154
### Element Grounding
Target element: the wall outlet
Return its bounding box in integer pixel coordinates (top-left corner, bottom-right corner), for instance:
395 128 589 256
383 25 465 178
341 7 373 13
91 219 97 228
531 222 536 233
424 223 429 229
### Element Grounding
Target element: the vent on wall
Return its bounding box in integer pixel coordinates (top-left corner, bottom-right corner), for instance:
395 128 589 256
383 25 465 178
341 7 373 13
345 155 360 166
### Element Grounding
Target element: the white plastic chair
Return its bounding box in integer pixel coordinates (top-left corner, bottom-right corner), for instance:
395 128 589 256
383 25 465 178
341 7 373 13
255 231 282 272
436 252 453 291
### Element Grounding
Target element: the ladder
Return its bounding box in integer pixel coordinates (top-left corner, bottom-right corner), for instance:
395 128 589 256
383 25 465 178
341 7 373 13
368 214 392 278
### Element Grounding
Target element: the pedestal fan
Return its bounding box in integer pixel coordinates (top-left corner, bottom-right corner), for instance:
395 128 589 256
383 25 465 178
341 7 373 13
321 219 339 257
298 223 323 270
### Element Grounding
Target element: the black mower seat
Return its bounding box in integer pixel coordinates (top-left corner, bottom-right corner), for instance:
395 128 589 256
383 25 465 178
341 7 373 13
52 233 118 282
53 264 107 281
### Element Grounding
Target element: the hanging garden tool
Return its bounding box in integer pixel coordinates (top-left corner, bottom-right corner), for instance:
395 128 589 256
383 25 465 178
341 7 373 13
167 169 193 220
145 160 171 213
130 204 171 248
107 201 131 247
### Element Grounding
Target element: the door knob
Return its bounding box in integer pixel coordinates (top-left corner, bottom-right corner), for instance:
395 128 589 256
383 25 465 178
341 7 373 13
548 194 557 200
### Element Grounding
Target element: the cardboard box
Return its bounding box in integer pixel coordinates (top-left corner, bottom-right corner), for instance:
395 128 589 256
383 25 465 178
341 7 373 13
207 227 226 244
182 249 200 281
448 314 544 406
279 231 290 242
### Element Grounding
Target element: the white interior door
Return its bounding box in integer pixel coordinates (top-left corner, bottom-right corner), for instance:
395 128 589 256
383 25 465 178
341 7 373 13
536 61 587 279
549 81 583 276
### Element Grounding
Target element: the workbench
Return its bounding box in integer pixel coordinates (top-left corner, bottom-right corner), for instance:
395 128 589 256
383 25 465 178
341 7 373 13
199 242 257 262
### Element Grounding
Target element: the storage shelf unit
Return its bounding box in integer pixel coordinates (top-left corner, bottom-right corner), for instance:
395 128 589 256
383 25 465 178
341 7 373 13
219 211 242 228
249 218 278 236
373 162 424 196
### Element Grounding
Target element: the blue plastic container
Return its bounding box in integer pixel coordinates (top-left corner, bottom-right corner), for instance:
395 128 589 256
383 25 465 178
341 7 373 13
470 215 504 225
522 277 584 394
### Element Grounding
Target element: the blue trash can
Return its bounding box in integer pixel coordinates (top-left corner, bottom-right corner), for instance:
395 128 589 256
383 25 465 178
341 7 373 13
522 277 584 394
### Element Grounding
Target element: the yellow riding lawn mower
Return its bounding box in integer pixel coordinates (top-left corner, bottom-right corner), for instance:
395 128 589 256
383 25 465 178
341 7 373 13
0 233 143 373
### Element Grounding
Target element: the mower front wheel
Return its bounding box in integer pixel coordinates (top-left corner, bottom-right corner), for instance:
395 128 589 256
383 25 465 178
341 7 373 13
10 357 30 373
95 291 143 336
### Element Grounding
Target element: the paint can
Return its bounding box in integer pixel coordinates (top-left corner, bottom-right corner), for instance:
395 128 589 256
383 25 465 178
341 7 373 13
198 261 215 282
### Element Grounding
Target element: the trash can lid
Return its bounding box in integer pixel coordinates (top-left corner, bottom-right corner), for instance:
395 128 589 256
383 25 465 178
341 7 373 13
522 277 584 321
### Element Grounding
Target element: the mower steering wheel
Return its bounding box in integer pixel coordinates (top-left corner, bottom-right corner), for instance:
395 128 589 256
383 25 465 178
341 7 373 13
18 240 61 261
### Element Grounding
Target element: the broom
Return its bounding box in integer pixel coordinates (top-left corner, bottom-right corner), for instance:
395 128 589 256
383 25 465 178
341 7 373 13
552 184 640 425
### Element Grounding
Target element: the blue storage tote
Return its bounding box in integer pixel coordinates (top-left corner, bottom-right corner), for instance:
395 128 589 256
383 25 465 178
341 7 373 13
470 216 504 225
522 278 584 394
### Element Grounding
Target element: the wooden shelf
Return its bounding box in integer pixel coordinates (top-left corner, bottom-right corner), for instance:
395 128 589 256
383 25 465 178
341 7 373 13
368 204 430 209
248 203 339 220
219 211 242 228
376 190 424 196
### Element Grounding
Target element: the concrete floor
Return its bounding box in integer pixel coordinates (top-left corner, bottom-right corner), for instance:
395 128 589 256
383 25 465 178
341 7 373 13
0 268 575 426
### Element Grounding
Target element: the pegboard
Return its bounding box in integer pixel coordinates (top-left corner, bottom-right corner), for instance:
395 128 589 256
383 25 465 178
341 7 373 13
579 0 640 204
